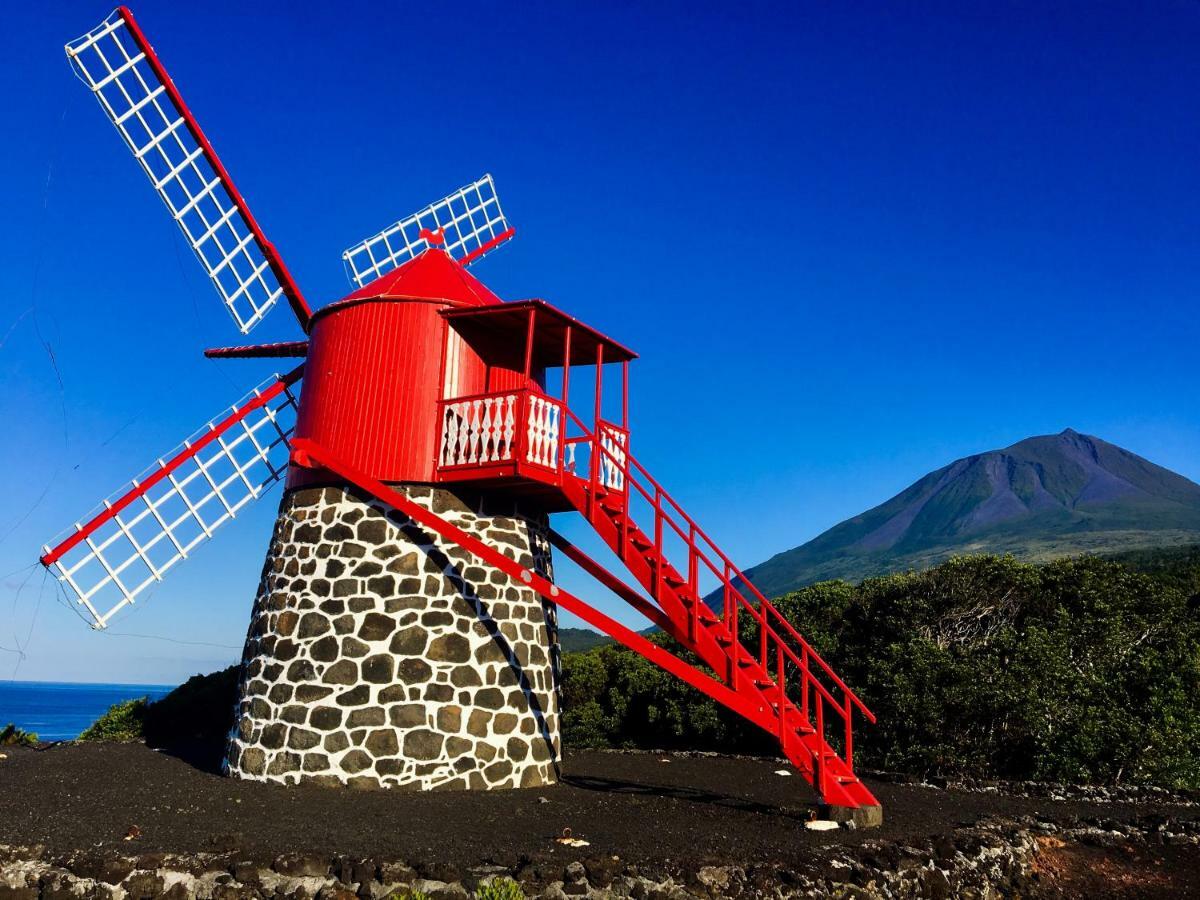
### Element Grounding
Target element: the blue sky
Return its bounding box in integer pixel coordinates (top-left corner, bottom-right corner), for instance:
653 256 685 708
2 1 1198 684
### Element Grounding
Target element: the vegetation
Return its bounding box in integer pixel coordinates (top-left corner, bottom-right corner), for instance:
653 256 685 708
78 698 148 742
1105 542 1200 596
387 891 431 900
77 545 1200 789
563 553 1200 788
0 723 39 746
557 626 612 653
474 879 526 900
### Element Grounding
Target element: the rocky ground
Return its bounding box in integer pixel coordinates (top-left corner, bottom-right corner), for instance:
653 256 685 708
0 743 1197 897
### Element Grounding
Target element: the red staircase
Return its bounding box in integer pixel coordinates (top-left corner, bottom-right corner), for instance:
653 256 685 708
557 413 880 810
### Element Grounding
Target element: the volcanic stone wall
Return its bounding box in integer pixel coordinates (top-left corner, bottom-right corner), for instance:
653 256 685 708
224 483 560 790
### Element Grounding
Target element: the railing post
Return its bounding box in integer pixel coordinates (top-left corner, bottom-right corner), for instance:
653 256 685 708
801 646 809 724
653 486 664 600
559 326 571 476
726 563 738 690
776 644 786 749
844 695 853 770
687 523 698 642
815 694 826 796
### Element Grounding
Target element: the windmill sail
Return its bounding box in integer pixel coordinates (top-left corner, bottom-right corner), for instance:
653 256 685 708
65 8 310 333
342 174 514 288
40 369 303 629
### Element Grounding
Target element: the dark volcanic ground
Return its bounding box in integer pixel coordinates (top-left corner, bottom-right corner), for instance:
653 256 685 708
0 742 1196 876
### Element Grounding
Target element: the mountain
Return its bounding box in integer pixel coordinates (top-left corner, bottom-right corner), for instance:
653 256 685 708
558 627 612 653
727 429 1200 599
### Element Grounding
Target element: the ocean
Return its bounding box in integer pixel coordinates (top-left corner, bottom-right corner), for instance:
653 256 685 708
0 680 176 742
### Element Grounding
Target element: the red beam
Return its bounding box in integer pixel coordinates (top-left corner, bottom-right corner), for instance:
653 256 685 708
458 227 516 266
205 341 309 359
117 7 312 329
41 365 304 567
290 437 776 734
546 528 675 634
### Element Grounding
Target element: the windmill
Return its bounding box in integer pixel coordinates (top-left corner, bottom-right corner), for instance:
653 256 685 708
40 7 881 819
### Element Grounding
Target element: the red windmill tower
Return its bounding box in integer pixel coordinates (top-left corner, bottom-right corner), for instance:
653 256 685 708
41 7 881 818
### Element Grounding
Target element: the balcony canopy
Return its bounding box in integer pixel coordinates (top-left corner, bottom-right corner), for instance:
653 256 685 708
441 299 637 368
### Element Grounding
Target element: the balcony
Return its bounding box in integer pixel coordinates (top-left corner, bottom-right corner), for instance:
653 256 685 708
435 388 628 508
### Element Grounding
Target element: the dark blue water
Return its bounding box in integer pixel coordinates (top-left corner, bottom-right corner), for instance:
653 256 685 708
0 680 176 741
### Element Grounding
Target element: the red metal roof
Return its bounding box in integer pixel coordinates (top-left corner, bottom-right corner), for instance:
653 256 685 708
441 298 637 365
317 250 502 324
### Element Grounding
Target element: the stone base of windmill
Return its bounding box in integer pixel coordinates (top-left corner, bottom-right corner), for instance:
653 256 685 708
224 483 561 791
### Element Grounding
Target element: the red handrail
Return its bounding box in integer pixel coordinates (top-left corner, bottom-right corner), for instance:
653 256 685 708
560 407 876 746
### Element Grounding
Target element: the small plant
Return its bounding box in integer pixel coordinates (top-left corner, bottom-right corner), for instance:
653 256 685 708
387 890 432 900
78 698 148 742
475 878 526 900
0 723 39 746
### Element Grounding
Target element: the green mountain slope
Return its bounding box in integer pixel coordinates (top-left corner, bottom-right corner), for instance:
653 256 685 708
730 429 1200 599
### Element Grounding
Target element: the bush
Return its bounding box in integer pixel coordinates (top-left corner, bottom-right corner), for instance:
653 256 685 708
78 698 147 742
143 665 239 748
475 879 525 900
561 554 1200 788
0 723 38 746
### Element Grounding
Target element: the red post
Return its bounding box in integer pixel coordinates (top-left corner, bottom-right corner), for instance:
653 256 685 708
560 326 572 474
801 646 810 724
777 644 786 748
687 523 698 642
621 360 629 429
653 487 664 600
593 344 604 430
588 343 603 516
523 307 537 379
844 695 853 769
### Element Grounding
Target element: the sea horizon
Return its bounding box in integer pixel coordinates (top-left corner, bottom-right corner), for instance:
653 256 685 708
0 679 178 742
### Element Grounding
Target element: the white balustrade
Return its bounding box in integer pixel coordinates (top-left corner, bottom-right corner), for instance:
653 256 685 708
599 423 628 490
526 395 561 468
439 391 563 471
439 393 517 467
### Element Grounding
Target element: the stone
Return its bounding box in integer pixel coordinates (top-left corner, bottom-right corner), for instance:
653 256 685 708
389 705 427 728
361 654 394 683
310 707 342 731
346 707 386 727
336 685 370 708
323 660 358 685
297 612 331 638
389 626 428 656
365 729 400 756
397 658 433 682
358 613 395 642
427 633 471 663
275 610 299 636
311 636 340 662
403 729 444 761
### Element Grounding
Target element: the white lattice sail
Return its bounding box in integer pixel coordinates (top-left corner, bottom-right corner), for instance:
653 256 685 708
65 9 297 333
40 371 302 629
343 175 514 288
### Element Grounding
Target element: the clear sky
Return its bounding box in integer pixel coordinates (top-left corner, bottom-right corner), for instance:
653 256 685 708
1 1 1197 685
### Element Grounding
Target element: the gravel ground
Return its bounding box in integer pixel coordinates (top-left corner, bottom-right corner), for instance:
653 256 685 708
1 742 1196 877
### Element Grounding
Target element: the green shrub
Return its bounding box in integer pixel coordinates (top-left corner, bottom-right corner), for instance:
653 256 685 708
387 890 432 900
475 878 525 900
0 723 38 746
560 553 1200 788
143 665 239 747
78 698 147 742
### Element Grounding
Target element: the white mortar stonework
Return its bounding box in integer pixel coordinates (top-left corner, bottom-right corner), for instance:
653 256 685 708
224 483 561 790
